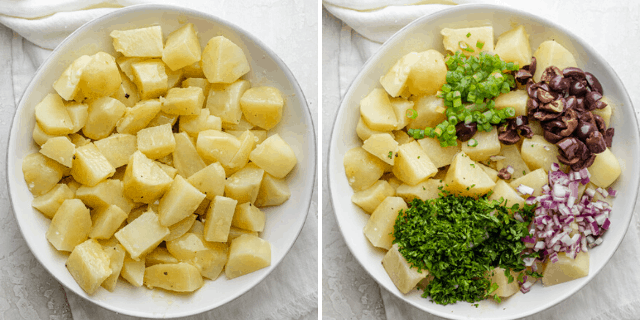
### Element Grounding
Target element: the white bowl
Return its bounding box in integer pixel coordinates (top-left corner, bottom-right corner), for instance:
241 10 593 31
328 4 639 319
6 4 316 318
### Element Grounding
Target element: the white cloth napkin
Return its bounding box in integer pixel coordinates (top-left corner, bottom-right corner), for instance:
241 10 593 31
2 2 317 319
324 1 640 319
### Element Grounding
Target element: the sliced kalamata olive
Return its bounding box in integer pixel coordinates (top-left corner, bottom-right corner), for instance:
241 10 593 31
515 69 533 84
498 129 520 145
576 120 597 140
593 99 608 109
557 137 582 159
527 81 538 99
586 131 607 153
604 127 614 147
455 122 477 142
575 96 585 111
585 72 603 94
565 96 577 110
538 83 551 92
537 88 555 104
570 80 588 97
519 125 534 138
549 75 570 92
528 57 537 75
540 98 564 113
571 154 596 171
593 114 606 133
526 98 539 115
541 66 562 83
585 91 603 108
557 153 580 165
563 67 586 79
544 129 564 144
559 111 578 136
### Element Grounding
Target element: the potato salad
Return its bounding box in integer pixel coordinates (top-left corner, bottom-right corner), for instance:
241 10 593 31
23 23 297 295
344 24 620 304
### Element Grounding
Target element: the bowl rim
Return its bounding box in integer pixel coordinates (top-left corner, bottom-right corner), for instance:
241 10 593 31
328 3 639 319
6 3 317 318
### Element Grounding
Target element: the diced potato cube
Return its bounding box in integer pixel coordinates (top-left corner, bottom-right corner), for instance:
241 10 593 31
202 36 250 84
166 232 207 260
479 163 499 182
249 134 297 179
363 197 407 250
221 114 254 131
90 205 128 239
228 226 258 240
183 61 205 78
227 129 267 145
110 26 163 58
182 78 210 96
147 110 179 128
207 80 251 126
363 133 398 166
155 161 177 179
189 219 205 235
187 162 226 200
32 124 60 146
225 234 271 279
225 163 264 204
40 136 75 167
71 143 115 187
162 23 201 71
592 96 612 127
232 202 265 232
542 251 589 286
196 130 241 166
407 95 446 130
69 133 90 147
588 148 620 188
77 52 121 99
165 64 184 89
444 152 496 197
533 41 578 82
204 196 237 242
158 175 206 227
121 255 145 287
494 25 532 68
66 102 89 133
441 26 494 57
389 97 414 130
356 117 392 141
146 247 179 266
76 179 133 214
520 135 560 173
179 108 222 137
137 124 176 159
383 244 429 294
351 180 395 213
392 141 437 186
35 93 74 135
255 173 291 207
53 55 92 101
116 99 162 134
395 179 443 203
32 184 75 219
417 137 461 168
115 209 170 260
407 50 447 96
226 130 256 172
379 52 420 97
343 147 387 191
495 90 528 118
66 239 112 294
111 72 140 108
173 132 206 178
100 243 126 292
461 127 501 162
116 56 144 81
83 97 126 140
144 262 203 292
46 199 91 252
165 214 198 242
510 168 548 197
123 151 173 203
94 133 137 169
240 86 284 130
131 59 168 100
162 87 204 116
496 144 531 180
487 267 520 298
360 88 397 131
488 180 525 209
188 237 228 280
394 130 414 146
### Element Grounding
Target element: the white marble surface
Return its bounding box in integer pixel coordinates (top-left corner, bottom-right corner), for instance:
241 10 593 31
0 1 318 319
322 2 640 319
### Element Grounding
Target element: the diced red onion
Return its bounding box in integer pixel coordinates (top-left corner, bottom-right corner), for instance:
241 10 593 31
517 184 534 195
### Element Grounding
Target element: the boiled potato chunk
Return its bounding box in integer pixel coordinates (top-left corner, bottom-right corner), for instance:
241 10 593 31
131 59 168 100
83 97 126 140
116 99 162 134
495 90 528 117
173 132 206 178
71 143 115 187
110 26 163 58
158 175 206 227
495 144 531 180
146 247 179 266
441 26 494 57
533 40 578 82
494 25 531 68
179 108 222 137
363 197 407 250
395 179 443 203
521 135 560 173
32 124 59 146
417 137 461 168
144 262 204 292
394 130 414 145
166 232 207 260
356 117 392 141
240 86 284 130
542 251 589 286
343 147 387 192
202 36 250 84
479 163 499 182
592 96 612 127
510 168 548 197
66 102 89 133
488 267 520 298
189 238 228 280
35 93 74 135
40 136 75 167
75 179 133 214
115 209 170 260
162 23 201 71
228 226 258 240
187 162 226 200
137 123 176 159
225 163 265 204
77 52 121 99
66 239 112 294
165 214 198 242
31 184 75 219
225 234 271 279
249 134 297 179
225 130 255 173
162 87 205 116
255 173 291 207
407 95 446 130
53 55 92 100
363 133 398 166
121 255 145 287
461 127 501 162
488 180 525 209
390 98 414 130
111 72 140 108
204 195 238 242
100 242 126 292
94 133 137 169
232 202 266 232
392 141 437 186
196 130 241 167
444 152 496 197
360 88 397 131
123 151 173 203
46 199 91 252
383 244 429 294
90 205 128 239
407 50 447 96
207 80 251 126
588 148 620 188
379 52 420 97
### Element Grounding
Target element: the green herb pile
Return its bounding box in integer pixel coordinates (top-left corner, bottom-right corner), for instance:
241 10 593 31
407 51 519 146
393 192 536 305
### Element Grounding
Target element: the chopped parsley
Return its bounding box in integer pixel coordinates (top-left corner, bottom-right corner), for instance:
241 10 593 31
466 32 471 38
393 192 535 305
388 151 393 159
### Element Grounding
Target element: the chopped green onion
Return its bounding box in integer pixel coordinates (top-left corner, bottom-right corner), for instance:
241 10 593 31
466 32 471 38
467 138 478 147
476 41 484 49
406 108 418 119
